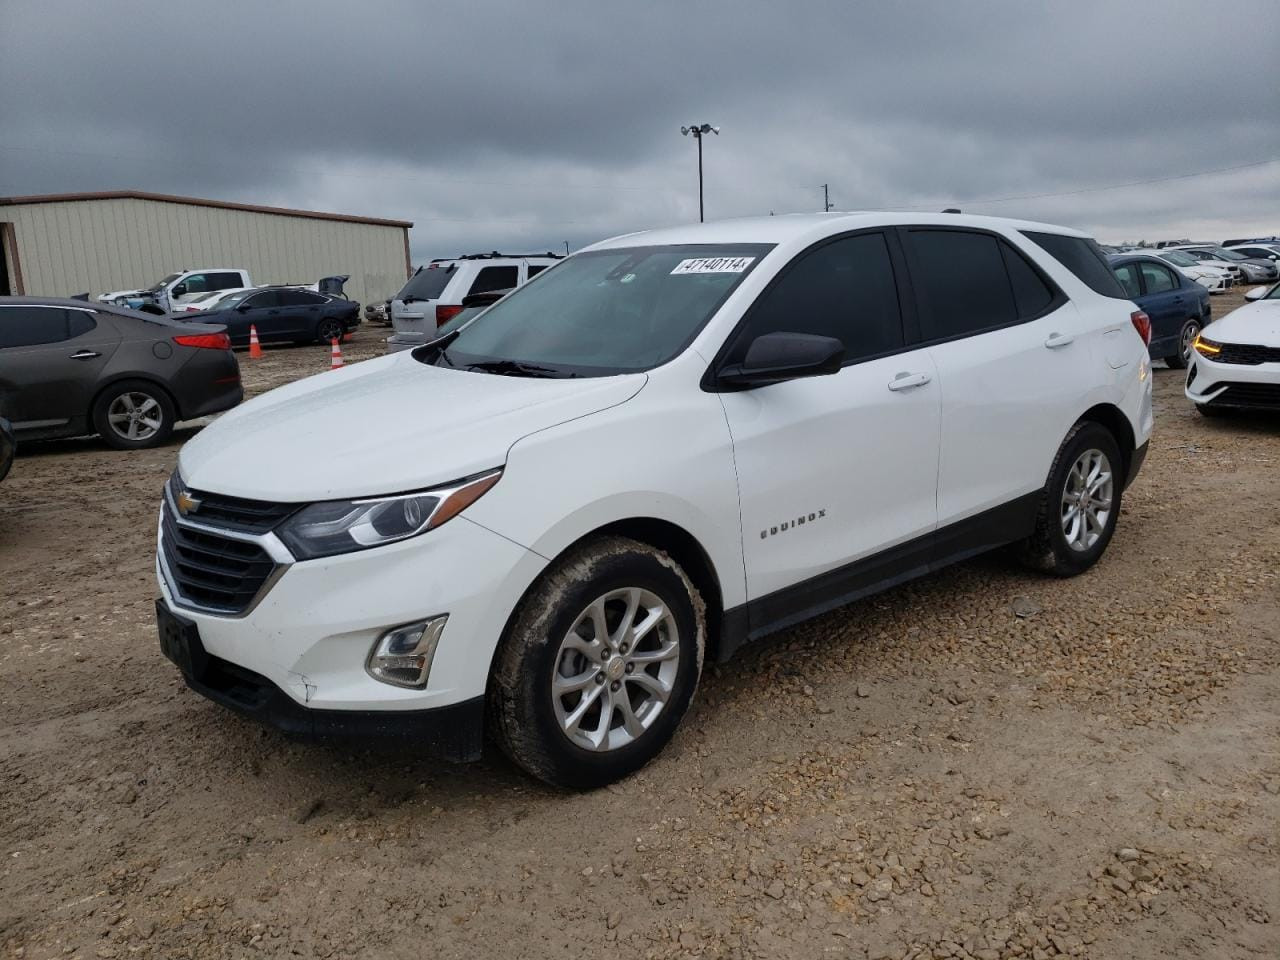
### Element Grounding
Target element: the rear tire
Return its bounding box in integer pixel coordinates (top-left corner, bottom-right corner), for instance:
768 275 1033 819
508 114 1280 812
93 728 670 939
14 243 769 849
1020 421 1123 577
1165 319 1199 369
488 536 705 789
91 380 176 450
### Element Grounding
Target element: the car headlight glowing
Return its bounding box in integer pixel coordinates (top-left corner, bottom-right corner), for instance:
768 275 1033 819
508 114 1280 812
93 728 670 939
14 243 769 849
277 469 502 560
1192 334 1222 358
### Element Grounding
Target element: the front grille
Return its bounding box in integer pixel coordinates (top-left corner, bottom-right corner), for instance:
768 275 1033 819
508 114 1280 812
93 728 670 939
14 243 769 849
1206 382 1280 409
1213 342 1280 365
160 504 279 614
167 472 298 533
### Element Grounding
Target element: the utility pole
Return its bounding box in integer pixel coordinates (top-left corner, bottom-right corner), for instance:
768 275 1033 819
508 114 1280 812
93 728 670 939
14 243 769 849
680 123 720 222
822 184 834 212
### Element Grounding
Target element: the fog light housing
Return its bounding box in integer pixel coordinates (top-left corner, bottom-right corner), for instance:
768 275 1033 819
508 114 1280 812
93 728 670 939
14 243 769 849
366 616 447 689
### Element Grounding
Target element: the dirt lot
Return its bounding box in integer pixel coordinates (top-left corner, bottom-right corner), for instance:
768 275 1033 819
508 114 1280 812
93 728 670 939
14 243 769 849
2 298 1277 960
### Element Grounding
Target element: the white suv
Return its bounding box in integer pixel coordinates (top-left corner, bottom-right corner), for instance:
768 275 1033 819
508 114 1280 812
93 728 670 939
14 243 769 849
156 213 1153 788
387 252 562 352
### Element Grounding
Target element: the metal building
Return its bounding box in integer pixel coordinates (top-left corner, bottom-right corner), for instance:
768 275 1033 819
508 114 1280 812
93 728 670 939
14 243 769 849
0 191 412 306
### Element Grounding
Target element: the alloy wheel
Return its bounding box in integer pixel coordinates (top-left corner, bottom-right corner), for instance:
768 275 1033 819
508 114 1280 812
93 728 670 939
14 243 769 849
551 587 680 752
1180 322 1200 364
107 392 164 442
1060 448 1113 552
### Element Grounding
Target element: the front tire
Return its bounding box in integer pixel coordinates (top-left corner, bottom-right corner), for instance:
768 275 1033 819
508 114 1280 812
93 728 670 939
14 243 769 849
1165 319 1200 369
91 380 176 450
1021 422 1123 577
315 317 344 344
488 536 705 789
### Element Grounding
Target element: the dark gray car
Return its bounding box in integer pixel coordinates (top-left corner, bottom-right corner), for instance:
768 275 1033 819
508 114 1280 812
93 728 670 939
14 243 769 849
0 297 243 450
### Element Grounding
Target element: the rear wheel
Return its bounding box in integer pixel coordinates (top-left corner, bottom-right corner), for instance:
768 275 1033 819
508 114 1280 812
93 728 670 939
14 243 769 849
1021 422 1123 577
488 536 705 789
92 380 176 450
1166 319 1199 369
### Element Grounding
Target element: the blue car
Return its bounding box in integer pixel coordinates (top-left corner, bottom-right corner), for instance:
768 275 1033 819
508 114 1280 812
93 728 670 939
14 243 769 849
1109 254 1211 369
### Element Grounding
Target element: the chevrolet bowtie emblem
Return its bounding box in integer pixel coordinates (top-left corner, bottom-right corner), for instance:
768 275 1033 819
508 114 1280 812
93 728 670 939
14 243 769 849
177 490 202 516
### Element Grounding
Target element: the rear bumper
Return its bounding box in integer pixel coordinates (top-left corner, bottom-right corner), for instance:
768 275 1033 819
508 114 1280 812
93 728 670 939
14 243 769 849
173 350 244 420
158 598 485 759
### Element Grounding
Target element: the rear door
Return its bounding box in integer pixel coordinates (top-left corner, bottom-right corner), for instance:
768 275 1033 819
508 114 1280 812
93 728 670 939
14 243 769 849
1136 260 1185 352
0 305 121 434
274 289 327 338
902 227 1083 541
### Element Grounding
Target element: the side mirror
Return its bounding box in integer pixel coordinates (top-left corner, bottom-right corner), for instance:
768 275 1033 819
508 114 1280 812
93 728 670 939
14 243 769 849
235 303 252 312
715 332 844 389
1245 287 1268 301
172 284 187 298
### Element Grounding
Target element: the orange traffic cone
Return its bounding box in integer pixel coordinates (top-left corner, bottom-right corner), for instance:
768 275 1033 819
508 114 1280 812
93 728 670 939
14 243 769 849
329 337 344 370
248 324 263 359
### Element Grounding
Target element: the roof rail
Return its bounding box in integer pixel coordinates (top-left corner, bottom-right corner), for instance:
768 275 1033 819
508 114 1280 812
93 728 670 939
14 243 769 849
429 251 565 262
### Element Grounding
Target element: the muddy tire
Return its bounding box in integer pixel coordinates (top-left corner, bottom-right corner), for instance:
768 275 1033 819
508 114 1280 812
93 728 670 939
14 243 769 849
488 536 705 790
1020 421 1123 577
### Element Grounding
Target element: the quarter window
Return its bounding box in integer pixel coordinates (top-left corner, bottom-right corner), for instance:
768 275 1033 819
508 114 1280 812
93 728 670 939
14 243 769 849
527 264 548 278
1113 263 1142 298
1139 261 1176 293
729 232 905 363
469 266 519 296
906 230 1017 340
1000 241 1058 318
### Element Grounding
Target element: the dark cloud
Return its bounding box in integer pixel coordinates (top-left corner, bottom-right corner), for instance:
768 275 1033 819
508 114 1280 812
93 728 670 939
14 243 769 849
2 0 1277 263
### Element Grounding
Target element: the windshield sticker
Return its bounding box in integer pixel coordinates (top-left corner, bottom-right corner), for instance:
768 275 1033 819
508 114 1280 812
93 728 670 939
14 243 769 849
671 256 755 275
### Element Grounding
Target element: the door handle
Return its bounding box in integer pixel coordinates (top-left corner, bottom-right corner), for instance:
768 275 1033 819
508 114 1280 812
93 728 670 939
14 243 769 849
1044 332 1074 349
887 371 931 392
69 350 101 360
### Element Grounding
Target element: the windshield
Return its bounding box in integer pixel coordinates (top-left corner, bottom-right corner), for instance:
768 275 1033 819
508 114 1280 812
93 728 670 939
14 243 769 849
208 289 256 311
437 244 773 377
397 264 456 302
1262 283 1280 301
1209 247 1246 261
1159 251 1198 267
149 272 181 292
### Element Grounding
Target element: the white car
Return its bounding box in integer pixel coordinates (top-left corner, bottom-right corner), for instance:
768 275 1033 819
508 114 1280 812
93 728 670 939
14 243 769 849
1186 284 1280 416
1150 249 1233 294
1225 243 1280 265
1174 246 1277 285
155 212 1153 788
171 287 252 313
387 252 562 352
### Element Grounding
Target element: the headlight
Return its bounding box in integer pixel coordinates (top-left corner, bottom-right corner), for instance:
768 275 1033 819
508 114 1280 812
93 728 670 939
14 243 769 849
1192 334 1222 358
277 469 502 560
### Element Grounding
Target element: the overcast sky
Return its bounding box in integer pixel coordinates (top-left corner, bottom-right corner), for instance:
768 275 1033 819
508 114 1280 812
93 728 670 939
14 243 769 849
2 0 1277 264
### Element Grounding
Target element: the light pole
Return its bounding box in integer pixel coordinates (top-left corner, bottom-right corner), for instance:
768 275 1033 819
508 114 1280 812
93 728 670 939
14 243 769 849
680 123 719 222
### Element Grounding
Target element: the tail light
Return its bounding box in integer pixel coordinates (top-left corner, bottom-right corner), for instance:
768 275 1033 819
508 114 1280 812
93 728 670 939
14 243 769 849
436 304 463 327
1130 310 1151 346
174 332 231 350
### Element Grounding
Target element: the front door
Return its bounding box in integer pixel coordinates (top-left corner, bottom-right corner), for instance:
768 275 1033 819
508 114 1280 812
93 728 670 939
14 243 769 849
1136 259 1187 353
715 231 941 627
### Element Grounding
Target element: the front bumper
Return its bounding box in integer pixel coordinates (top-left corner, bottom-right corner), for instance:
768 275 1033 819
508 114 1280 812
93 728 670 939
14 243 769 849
1185 354 1280 409
156 497 548 722
158 598 485 758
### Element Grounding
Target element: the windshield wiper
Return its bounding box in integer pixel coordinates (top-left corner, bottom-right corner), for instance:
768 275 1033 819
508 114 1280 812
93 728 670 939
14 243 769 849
464 359 575 379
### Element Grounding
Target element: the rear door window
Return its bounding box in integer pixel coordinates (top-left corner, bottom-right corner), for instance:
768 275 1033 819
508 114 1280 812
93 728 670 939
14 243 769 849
1021 231 1128 298
905 229 1018 340
277 290 326 306
728 232 905 364
469 265 519 296
1139 261 1177 294
0 306 95 347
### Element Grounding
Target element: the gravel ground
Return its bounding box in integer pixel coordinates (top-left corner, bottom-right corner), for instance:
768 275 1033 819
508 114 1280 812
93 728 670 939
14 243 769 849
1 296 1277 960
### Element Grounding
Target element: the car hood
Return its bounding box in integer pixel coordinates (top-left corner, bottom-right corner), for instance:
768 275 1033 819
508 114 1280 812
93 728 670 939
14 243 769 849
1210 300 1280 348
177 351 647 501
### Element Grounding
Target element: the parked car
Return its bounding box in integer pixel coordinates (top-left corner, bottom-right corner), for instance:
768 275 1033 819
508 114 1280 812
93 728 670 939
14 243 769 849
156 213 1152 787
0 296 242 450
385 289 509 353
1149 249 1232 294
365 300 391 326
1222 236 1280 248
1186 283 1280 416
184 287 360 347
1174 246 1278 285
171 287 252 314
1224 243 1280 264
0 416 13 482
1110 254 1211 368
100 269 252 313
389 252 561 344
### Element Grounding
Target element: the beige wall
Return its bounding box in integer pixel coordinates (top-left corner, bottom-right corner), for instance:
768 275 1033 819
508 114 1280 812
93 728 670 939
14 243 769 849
2 197 409 306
